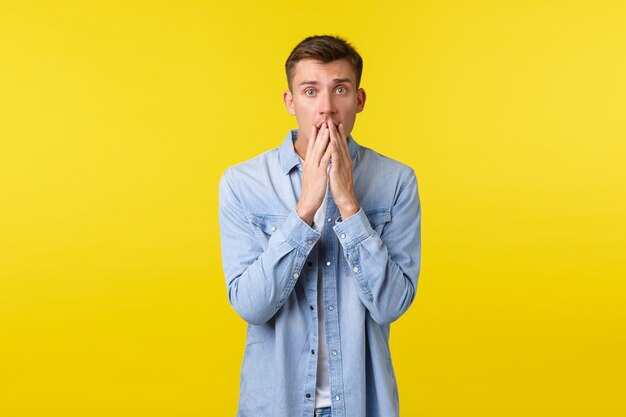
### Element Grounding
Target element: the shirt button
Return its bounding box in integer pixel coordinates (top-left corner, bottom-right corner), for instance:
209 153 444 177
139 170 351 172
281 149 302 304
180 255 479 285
293 272 299 278
307 239 313 245
306 393 311 399
353 266 359 273
270 226 276 232
335 395 341 401
331 350 337 356
307 261 313 267
327 217 332 223
311 349 315 355
326 261 331 266
310 305 314 310
328 305 334 311
340 233 346 239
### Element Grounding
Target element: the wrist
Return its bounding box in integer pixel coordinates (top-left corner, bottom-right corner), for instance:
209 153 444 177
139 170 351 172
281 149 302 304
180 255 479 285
296 202 316 226
338 200 360 220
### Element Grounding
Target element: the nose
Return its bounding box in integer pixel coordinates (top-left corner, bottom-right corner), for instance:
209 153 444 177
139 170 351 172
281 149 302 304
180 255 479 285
318 90 337 117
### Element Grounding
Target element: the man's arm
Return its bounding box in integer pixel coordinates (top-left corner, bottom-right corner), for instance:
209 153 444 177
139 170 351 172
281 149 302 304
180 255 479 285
333 172 421 325
218 170 320 325
328 122 421 325
218 125 332 325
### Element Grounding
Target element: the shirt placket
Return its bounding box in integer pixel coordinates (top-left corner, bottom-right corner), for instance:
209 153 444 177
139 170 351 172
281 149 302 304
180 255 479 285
302 243 320 417
321 200 346 417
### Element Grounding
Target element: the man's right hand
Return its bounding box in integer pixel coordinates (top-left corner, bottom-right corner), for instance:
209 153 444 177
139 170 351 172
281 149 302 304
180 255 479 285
296 122 332 226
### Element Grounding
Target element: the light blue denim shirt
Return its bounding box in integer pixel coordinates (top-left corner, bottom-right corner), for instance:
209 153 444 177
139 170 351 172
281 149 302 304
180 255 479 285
218 130 421 417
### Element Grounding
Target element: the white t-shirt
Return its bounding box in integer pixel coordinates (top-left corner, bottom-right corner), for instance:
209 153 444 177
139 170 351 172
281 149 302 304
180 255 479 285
313 188 331 408
297 155 331 408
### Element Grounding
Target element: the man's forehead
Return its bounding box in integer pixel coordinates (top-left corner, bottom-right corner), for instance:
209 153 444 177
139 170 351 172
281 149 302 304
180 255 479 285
293 58 356 83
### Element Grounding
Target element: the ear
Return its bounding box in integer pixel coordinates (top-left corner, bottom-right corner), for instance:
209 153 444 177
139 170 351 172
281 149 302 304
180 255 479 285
283 90 295 115
356 88 367 113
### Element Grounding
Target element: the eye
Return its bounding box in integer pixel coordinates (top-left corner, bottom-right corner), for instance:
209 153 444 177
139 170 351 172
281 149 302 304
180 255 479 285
336 86 347 94
305 89 316 96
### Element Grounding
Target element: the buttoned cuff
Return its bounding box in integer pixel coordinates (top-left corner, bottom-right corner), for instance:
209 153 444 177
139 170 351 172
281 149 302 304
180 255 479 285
332 207 374 249
278 209 321 252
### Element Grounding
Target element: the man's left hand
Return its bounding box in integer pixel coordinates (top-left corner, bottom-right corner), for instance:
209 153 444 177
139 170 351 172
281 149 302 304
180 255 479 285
328 122 360 220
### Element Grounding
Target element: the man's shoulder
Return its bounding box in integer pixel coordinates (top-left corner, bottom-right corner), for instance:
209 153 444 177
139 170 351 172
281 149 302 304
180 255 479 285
221 146 281 183
218 142 291 214
358 145 416 180
353 145 418 211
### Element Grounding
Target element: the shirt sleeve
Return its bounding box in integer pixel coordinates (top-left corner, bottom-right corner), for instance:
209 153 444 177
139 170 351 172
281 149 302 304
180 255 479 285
333 171 421 325
218 169 320 325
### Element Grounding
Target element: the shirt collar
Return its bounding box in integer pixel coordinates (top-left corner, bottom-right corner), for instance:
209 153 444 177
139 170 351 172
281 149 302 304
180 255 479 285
279 129 360 175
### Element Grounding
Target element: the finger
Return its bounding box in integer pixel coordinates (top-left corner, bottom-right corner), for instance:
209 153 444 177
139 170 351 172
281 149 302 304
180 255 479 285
320 139 333 169
328 119 340 144
329 139 340 168
312 123 330 166
340 123 352 165
305 124 317 160
308 123 324 163
327 122 343 161
332 122 348 162
338 123 347 145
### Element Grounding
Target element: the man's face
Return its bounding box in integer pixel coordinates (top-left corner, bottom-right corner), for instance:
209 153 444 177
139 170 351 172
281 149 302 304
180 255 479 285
283 58 366 143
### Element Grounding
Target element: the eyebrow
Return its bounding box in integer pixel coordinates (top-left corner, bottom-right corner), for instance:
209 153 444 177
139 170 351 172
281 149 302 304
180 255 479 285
298 78 353 86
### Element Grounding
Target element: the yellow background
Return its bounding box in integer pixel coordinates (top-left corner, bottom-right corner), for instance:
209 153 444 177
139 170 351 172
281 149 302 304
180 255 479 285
1 0 625 415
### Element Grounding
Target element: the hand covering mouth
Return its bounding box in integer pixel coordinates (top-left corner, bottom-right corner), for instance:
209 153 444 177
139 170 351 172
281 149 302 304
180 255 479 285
316 120 339 129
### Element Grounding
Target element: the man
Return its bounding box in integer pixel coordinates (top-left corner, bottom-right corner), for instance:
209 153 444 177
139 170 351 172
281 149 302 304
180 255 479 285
218 35 421 417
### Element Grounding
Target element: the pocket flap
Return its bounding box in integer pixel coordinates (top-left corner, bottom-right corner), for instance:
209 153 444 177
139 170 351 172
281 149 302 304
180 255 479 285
364 208 391 227
249 213 289 235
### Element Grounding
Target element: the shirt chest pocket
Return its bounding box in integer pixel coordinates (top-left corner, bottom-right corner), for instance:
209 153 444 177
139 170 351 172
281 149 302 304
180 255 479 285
364 208 392 237
249 213 288 246
342 208 392 276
